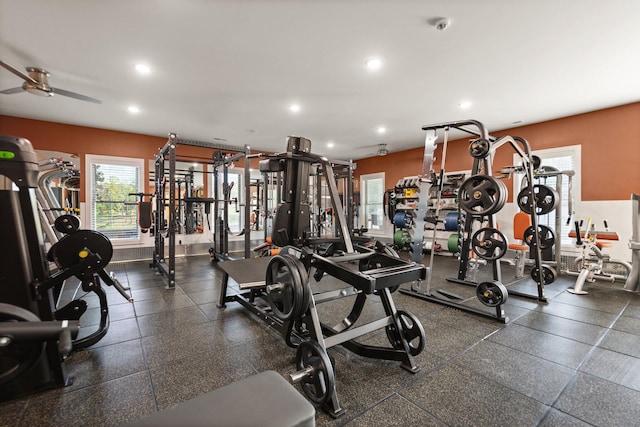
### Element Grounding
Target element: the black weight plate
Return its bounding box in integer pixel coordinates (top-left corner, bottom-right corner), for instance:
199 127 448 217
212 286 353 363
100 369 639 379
50 230 113 269
523 225 555 249
53 214 80 234
295 341 335 405
292 257 311 317
459 175 507 216
265 254 304 321
476 280 508 307
517 185 559 215
531 264 557 285
385 310 426 356
531 155 541 170
471 227 508 260
469 138 491 159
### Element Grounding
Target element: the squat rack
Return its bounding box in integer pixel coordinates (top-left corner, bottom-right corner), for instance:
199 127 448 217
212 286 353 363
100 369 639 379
152 133 251 288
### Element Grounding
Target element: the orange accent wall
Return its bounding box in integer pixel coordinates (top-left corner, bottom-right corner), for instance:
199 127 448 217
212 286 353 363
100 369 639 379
0 116 260 202
355 102 640 201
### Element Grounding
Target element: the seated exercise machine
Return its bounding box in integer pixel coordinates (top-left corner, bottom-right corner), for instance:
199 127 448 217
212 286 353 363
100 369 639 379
567 218 632 294
0 135 130 400
217 137 426 418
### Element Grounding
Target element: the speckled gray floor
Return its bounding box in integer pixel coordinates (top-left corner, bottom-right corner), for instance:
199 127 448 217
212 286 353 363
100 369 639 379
2 253 639 427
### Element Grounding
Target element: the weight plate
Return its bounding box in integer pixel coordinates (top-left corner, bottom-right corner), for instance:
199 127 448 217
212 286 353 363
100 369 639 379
476 280 508 307
517 185 559 215
393 230 412 246
447 233 459 252
265 254 305 321
530 264 557 285
292 257 311 317
471 227 508 260
444 212 459 231
0 303 43 386
385 310 426 356
295 341 335 405
50 230 113 269
459 175 507 216
469 138 491 159
531 155 541 170
393 211 412 228
523 225 555 249
53 214 80 234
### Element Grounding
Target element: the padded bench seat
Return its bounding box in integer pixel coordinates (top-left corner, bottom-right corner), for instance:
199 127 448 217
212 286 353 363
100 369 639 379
124 370 315 427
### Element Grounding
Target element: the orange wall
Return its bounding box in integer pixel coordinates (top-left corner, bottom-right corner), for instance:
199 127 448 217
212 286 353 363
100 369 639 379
2 102 639 202
355 102 640 201
0 116 259 201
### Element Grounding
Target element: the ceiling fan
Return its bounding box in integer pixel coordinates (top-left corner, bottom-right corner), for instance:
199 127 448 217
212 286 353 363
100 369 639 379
0 60 102 104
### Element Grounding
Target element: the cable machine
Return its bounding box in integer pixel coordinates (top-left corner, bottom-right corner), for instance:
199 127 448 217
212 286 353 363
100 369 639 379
152 133 251 288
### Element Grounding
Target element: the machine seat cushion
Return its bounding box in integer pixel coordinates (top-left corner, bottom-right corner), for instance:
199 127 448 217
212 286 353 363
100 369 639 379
508 243 529 251
123 370 315 427
596 241 613 249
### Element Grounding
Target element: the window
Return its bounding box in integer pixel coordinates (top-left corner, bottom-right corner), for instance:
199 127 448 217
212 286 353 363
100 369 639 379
360 172 385 235
513 145 581 250
211 170 243 233
86 155 144 241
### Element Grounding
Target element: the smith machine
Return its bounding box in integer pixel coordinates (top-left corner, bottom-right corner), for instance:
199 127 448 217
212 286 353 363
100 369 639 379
399 120 555 323
151 133 251 287
217 137 426 417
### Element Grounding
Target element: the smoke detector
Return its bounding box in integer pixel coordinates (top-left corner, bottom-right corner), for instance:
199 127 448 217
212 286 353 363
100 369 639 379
435 18 451 31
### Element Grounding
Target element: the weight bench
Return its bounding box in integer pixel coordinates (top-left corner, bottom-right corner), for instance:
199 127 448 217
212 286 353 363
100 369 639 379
124 370 315 427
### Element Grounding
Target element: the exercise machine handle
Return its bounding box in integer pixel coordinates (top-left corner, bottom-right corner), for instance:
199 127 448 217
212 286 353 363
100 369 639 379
574 221 582 245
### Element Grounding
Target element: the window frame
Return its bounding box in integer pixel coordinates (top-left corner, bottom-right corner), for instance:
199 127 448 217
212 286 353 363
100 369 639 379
359 172 386 236
85 154 145 244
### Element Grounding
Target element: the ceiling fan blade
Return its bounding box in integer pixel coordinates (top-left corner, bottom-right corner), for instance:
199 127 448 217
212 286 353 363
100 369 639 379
0 60 37 84
0 86 25 95
50 87 102 104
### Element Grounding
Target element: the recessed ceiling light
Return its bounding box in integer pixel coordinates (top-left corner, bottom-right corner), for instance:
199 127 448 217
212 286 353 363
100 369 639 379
327 142 335 148
458 101 472 109
377 126 386 134
134 63 151 75
366 57 382 71
289 104 301 113
128 105 141 114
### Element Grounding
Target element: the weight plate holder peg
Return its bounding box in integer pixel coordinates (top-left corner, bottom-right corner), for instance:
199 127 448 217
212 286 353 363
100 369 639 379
291 340 336 405
384 310 426 356
0 303 43 385
517 184 559 215
468 138 491 159
471 227 508 260
265 254 306 321
530 264 557 285
476 280 509 307
523 225 555 250
459 175 507 216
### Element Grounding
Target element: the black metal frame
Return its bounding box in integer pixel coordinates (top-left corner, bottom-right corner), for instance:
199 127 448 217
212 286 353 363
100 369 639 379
400 120 548 325
151 133 251 287
217 136 426 417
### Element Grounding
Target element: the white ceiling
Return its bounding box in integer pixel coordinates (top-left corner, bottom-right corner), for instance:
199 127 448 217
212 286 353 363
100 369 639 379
1 0 639 161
